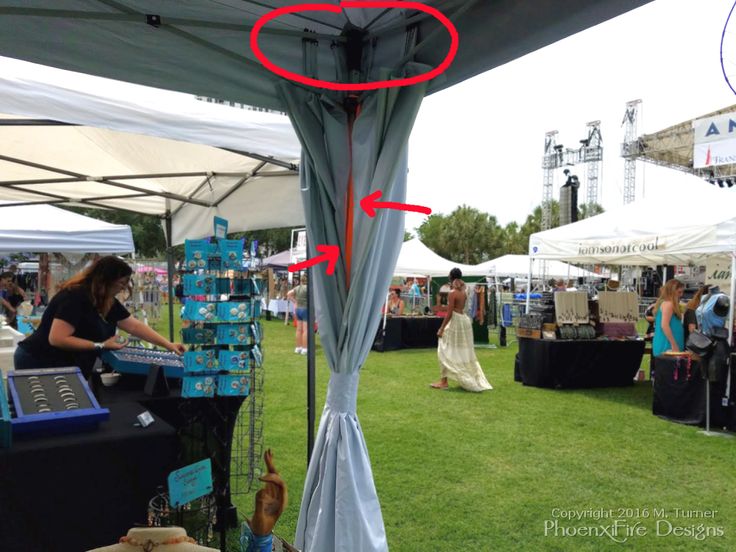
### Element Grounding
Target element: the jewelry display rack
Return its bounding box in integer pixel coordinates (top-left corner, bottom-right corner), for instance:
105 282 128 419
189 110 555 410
162 237 264 551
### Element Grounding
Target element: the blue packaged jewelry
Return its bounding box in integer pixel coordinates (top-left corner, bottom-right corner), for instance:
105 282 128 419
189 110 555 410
183 301 218 321
216 324 252 345
217 301 251 322
217 374 250 397
184 239 210 270
218 350 250 372
181 375 216 398
183 350 218 373
181 325 216 344
183 274 218 295
218 239 244 270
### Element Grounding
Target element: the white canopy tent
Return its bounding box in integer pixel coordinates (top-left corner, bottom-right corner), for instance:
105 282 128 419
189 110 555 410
528 182 736 328
0 201 133 253
529 183 736 266
394 238 488 278
476 254 599 281
0 56 302 245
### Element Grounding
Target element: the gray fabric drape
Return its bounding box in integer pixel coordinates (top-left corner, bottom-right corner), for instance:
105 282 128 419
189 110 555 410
278 66 427 551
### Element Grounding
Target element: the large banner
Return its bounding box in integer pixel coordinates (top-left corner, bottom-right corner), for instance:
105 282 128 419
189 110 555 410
693 113 736 168
705 256 731 289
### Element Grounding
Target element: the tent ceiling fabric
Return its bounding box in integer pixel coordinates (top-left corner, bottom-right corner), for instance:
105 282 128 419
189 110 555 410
0 59 304 242
0 1 652 112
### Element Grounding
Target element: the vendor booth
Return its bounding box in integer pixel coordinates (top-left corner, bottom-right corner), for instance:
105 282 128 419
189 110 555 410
0 1 656 550
526 182 736 418
374 239 488 351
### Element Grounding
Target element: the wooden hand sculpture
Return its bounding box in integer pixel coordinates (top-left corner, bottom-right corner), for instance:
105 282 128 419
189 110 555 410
250 449 288 537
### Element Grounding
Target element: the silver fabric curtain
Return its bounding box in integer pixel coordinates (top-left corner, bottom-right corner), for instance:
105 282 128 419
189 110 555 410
279 66 427 551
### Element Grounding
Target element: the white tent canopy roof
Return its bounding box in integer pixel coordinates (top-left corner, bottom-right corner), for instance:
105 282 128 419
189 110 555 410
394 238 488 277
529 182 736 266
0 201 133 253
476 254 599 280
0 56 303 244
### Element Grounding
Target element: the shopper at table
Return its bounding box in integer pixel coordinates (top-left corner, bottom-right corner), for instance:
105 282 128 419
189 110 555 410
383 288 404 316
0 271 18 325
287 275 308 355
652 278 685 356
430 268 492 392
0 272 26 329
14 256 185 377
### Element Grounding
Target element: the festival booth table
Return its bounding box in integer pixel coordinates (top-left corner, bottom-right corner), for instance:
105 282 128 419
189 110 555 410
529 183 736 398
653 355 736 430
517 337 645 388
0 400 178 552
0 377 246 552
372 315 443 352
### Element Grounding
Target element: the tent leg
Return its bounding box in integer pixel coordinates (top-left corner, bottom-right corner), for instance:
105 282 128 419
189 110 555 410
306 264 316 465
165 213 175 343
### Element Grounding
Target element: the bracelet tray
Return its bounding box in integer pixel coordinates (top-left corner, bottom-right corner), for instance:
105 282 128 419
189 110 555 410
7 367 110 436
102 346 184 378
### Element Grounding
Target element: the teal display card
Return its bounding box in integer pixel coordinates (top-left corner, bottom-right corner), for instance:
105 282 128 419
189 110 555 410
168 459 213 507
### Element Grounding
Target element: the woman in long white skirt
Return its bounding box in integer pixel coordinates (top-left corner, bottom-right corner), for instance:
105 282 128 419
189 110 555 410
430 268 492 392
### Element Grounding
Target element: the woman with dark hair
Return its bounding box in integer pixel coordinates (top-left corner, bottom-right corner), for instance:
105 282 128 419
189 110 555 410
430 268 492 392
384 288 404 316
14 256 185 377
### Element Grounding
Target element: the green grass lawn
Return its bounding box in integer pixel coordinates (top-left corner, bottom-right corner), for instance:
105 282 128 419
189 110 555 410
155 309 735 551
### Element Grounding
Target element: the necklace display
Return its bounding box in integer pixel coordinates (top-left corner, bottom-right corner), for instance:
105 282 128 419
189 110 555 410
119 535 195 551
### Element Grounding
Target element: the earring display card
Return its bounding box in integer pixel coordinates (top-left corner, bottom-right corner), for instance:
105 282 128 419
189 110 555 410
183 350 218 373
216 375 250 397
7 367 110 436
217 350 250 372
181 375 216 398
216 324 252 345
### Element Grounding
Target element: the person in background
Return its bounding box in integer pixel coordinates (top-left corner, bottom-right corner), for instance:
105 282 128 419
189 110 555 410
383 288 404 316
554 279 567 292
0 271 18 324
14 256 185 377
430 268 493 392
287 274 308 355
1 272 26 329
652 278 685 356
683 284 708 345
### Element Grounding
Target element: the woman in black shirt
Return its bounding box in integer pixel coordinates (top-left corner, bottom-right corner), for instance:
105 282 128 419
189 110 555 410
14 256 185 377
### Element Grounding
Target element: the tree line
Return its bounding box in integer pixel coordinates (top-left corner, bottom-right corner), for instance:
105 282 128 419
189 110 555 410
65 200 602 262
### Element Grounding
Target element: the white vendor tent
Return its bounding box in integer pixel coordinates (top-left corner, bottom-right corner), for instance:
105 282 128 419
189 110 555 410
476 254 600 280
0 56 302 245
394 238 488 278
529 183 736 266
0 201 133 253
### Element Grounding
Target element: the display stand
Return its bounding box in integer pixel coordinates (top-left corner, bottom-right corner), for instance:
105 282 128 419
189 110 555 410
166 234 264 550
698 378 734 439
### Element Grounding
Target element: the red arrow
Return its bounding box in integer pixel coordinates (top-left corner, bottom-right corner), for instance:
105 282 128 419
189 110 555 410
360 190 432 217
288 244 340 275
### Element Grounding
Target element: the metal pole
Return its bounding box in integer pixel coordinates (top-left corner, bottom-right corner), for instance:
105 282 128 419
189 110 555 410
306 263 316 464
165 212 175 343
526 256 533 314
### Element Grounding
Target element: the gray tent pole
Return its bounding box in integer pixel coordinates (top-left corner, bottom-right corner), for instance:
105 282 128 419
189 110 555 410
165 212 175 342
307 260 316 464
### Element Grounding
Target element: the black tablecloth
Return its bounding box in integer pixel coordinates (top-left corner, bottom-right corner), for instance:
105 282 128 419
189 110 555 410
0 401 178 552
372 316 443 351
518 338 645 388
653 356 736 429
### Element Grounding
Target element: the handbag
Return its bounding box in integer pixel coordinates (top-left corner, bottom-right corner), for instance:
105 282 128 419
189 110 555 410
685 330 715 356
